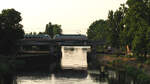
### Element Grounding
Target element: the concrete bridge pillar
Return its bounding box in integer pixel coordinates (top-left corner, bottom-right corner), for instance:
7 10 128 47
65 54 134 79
49 45 54 54
49 44 62 71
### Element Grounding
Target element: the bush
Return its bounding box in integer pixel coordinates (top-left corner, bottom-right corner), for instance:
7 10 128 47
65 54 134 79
125 65 143 77
112 59 123 64
137 63 142 69
125 55 132 58
137 74 150 82
145 59 150 65
0 62 11 75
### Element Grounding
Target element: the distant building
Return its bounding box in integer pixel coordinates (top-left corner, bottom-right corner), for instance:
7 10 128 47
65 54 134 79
54 34 87 41
23 34 51 40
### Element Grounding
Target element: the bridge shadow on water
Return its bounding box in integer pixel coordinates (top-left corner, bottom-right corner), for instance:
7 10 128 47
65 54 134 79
54 69 88 79
14 46 143 84
16 64 88 79
15 63 141 84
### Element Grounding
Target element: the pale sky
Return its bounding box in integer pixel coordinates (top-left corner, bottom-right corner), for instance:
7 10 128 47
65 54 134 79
0 0 127 35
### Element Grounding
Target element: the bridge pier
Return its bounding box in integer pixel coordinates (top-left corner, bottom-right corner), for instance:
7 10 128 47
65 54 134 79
49 44 62 72
91 44 97 56
49 45 54 55
87 44 100 69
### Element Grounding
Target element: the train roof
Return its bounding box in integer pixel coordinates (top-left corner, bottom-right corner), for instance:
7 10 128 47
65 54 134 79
54 34 87 40
24 34 51 40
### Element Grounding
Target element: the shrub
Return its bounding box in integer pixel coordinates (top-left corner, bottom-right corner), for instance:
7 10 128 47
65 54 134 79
145 59 150 65
0 63 10 75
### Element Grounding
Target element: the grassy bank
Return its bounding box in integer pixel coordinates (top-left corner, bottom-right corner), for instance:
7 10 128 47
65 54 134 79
0 56 15 84
97 54 150 83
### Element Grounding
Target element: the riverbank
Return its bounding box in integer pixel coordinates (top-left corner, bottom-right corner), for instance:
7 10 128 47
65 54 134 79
97 54 150 83
0 55 15 84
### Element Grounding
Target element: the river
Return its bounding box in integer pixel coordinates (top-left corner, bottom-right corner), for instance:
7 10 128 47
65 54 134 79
16 46 135 84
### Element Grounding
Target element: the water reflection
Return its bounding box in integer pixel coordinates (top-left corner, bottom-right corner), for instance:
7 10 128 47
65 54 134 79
17 71 99 84
16 69 136 84
88 70 135 84
55 69 88 78
61 46 90 70
16 46 139 84
16 46 95 84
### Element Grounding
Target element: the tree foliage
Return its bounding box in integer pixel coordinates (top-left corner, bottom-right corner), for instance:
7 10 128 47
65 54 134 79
87 0 150 58
123 0 150 57
87 19 109 41
0 9 24 55
45 22 62 38
107 4 127 49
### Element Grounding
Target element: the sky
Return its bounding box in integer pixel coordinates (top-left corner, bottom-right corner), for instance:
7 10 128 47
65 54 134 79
0 0 127 35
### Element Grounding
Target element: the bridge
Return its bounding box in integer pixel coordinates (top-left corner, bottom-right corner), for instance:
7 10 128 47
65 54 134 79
16 34 105 71
16 34 104 63
17 34 105 55
19 34 104 46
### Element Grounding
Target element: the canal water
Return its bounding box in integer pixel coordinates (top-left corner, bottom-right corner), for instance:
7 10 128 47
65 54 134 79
16 46 134 84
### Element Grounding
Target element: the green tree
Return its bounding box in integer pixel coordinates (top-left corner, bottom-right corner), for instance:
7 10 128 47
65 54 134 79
87 19 109 41
38 32 44 34
123 0 150 58
87 19 109 51
29 32 33 35
45 22 62 38
107 6 126 50
0 9 24 55
33 32 37 35
53 24 62 36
